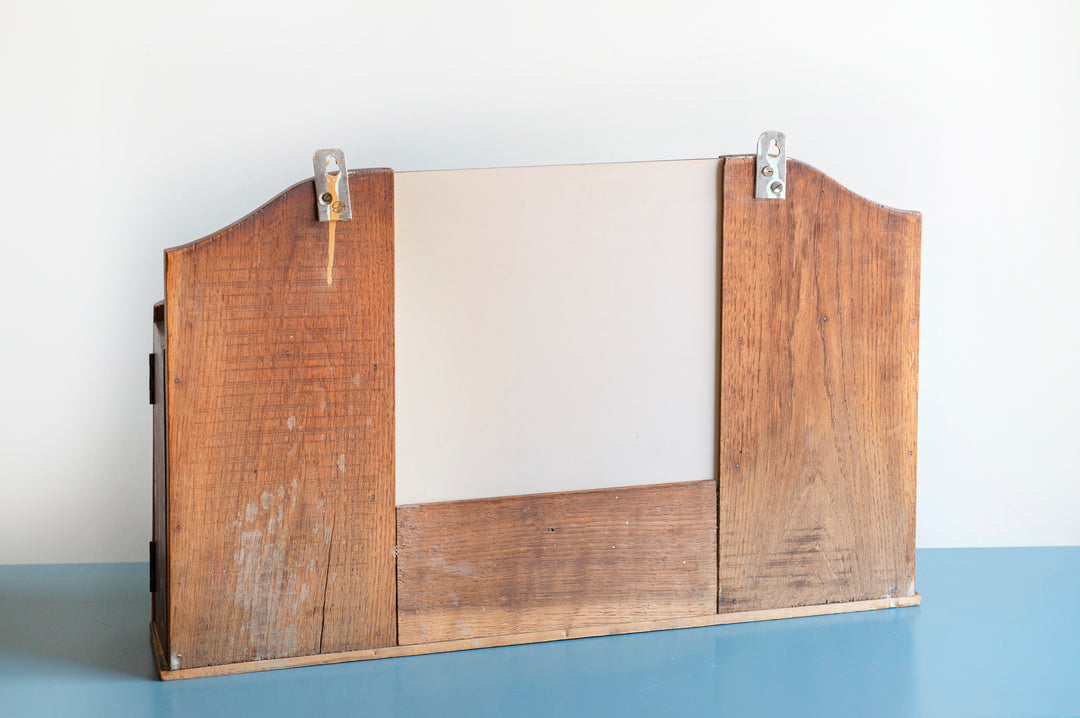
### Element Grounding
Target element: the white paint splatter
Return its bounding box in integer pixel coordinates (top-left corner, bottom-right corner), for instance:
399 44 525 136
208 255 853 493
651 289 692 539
234 529 262 566
232 529 302 659
427 546 476 576
275 624 298 658
352 373 362 387
261 491 273 509
338 454 346 473
287 415 296 430
245 503 258 522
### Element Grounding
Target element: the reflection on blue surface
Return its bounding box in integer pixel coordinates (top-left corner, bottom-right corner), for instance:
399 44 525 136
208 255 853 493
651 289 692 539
0 548 1077 717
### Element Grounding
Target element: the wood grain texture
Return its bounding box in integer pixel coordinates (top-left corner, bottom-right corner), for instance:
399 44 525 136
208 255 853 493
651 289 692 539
717 158 921 612
151 314 169 649
396 480 717 645
163 169 396 669
154 593 920 679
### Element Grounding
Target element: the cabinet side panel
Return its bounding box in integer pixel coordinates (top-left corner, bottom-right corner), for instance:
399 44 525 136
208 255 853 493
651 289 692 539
152 315 169 649
718 158 920 612
165 170 396 669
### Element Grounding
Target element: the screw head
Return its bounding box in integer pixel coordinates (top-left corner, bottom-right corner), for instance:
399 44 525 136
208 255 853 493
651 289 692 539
770 181 784 194
320 192 333 204
331 200 346 214
761 166 774 177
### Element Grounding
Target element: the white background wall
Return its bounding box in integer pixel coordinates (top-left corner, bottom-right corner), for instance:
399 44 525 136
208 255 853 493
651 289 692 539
1 0 1077 563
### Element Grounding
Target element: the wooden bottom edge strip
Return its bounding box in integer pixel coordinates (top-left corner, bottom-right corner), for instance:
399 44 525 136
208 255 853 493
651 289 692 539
150 620 168 675
154 593 921 680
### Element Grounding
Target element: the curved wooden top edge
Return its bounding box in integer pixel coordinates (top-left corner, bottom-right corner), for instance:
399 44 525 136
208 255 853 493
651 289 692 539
164 168 393 256
724 155 921 219
163 155 918 257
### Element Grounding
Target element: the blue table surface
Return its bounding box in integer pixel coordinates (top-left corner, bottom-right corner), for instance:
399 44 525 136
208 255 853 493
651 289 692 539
1 547 1077 717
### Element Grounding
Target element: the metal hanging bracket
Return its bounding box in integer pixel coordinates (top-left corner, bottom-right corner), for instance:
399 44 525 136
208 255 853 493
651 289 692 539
313 149 352 221
754 131 787 200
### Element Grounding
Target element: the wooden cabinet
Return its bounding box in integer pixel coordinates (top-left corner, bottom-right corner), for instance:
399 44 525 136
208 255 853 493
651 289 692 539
151 146 920 679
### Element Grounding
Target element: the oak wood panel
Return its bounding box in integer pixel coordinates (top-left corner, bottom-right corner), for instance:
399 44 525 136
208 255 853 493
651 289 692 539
151 314 168 649
396 480 717 645
717 158 921 612
154 593 920 679
163 170 396 669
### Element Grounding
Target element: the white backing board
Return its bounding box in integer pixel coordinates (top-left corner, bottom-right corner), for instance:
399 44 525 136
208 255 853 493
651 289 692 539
395 159 720 504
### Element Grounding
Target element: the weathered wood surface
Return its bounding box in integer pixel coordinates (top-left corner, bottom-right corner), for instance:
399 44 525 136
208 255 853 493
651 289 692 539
163 170 396 669
396 480 718 645
154 593 920 679
717 158 921 612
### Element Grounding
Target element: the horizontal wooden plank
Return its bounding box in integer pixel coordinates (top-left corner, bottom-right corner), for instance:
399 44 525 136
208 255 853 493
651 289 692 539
396 481 718 644
154 594 921 679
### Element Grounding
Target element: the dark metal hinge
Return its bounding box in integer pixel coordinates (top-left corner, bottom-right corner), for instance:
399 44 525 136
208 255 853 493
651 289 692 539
149 540 158 592
149 353 156 405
